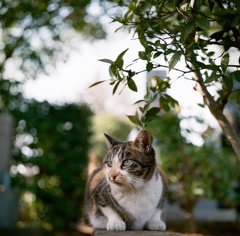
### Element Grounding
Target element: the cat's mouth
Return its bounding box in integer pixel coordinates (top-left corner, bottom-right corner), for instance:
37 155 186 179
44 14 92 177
109 179 125 186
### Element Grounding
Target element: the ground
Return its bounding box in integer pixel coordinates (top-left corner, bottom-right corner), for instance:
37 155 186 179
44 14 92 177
168 221 240 236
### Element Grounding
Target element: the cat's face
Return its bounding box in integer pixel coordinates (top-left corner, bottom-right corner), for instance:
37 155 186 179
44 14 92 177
103 130 156 191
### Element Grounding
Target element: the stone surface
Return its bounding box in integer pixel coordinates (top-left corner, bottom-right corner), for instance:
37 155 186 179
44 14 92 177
94 230 184 236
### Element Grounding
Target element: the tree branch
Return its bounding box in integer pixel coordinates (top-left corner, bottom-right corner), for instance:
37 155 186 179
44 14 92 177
192 64 240 163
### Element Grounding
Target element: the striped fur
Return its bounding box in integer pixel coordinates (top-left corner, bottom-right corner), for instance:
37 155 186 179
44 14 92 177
85 130 167 231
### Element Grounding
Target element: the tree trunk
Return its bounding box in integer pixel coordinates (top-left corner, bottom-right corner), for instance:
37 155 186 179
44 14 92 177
183 211 197 233
179 199 197 233
192 66 240 163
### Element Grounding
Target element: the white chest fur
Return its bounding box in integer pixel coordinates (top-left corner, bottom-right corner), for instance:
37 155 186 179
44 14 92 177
111 170 163 229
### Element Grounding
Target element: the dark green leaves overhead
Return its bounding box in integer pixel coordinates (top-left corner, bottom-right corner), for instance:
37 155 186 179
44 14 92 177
92 0 240 130
195 14 210 30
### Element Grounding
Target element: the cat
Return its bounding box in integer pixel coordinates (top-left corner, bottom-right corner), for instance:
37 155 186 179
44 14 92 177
85 129 167 231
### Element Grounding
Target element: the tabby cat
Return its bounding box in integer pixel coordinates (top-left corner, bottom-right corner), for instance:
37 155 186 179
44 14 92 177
85 129 167 231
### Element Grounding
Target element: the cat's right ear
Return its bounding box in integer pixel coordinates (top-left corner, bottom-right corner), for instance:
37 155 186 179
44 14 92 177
104 133 120 148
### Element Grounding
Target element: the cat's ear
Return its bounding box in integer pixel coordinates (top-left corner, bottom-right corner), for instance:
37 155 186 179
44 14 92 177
132 129 152 153
104 133 121 148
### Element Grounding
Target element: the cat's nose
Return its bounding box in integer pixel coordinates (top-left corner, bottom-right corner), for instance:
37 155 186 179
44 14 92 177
110 172 119 181
112 175 117 180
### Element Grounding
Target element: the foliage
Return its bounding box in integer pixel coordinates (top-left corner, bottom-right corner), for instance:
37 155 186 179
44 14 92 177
148 113 238 213
0 0 106 112
10 101 92 231
93 0 240 159
90 112 133 157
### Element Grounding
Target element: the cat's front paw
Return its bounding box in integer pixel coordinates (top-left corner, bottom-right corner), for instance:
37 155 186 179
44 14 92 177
146 220 166 231
106 220 126 231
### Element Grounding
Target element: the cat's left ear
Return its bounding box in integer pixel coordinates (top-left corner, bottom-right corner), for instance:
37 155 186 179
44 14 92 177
104 133 121 148
132 129 152 153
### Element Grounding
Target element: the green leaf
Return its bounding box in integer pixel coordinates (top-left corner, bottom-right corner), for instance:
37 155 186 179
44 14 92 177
221 53 230 73
109 64 118 77
127 115 141 126
207 51 215 57
164 94 179 109
181 21 195 44
113 81 120 95
139 51 148 60
229 89 240 104
116 48 128 67
134 99 145 105
229 0 240 7
145 107 160 116
146 62 153 72
195 14 210 30
128 2 135 10
169 51 181 71
198 103 205 108
98 58 114 64
127 78 138 92
232 71 240 82
160 96 170 111
222 74 233 90
204 72 219 84
153 52 161 59
223 35 232 51
87 80 106 89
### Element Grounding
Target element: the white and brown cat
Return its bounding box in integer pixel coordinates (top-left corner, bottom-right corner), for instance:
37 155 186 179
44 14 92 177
85 129 167 231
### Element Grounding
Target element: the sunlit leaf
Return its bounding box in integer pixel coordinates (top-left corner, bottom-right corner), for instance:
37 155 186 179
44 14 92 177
98 58 114 64
169 51 181 71
164 94 179 109
221 53 230 73
127 115 141 126
159 96 170 111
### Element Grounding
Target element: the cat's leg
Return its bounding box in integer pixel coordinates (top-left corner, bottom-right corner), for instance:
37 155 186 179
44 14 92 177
89 213 108 229
145 209 166 231
100 206 126 231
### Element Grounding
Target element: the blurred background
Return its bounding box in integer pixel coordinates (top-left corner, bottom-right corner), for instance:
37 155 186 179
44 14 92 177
0 1 240 236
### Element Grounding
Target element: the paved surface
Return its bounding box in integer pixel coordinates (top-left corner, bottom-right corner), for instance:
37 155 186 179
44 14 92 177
94 230 184 236
166 198 237 222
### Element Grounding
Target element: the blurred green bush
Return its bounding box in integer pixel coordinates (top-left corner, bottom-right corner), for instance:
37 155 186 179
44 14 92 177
10 101 92 231
148 112 238 215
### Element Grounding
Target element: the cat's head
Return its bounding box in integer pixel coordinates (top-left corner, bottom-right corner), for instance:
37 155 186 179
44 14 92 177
103 129 156 191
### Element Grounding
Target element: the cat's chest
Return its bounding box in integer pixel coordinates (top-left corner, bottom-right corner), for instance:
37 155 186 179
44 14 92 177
111 172 163 219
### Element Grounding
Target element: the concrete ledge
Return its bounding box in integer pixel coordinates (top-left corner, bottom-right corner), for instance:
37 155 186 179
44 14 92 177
94 230 184 236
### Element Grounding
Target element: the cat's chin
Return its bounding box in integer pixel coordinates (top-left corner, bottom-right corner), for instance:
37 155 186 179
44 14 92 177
109 181 131 190
109 181 125 187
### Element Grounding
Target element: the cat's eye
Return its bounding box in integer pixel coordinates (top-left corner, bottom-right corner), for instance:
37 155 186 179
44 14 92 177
122 159 132 167
106 161 112 167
